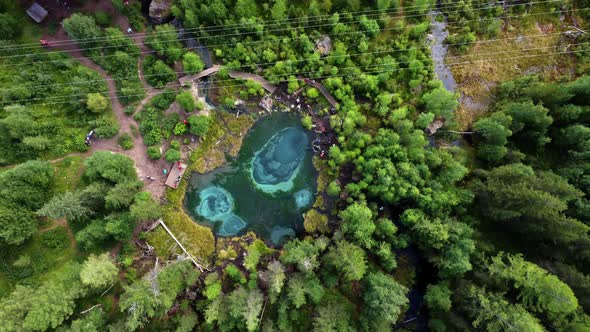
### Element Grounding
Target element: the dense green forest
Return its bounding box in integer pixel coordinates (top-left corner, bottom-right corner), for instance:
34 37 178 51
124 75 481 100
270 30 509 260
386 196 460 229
0 0 589 331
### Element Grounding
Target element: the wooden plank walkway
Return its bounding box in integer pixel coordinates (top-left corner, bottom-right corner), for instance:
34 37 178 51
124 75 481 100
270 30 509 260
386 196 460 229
178 65 222 86
165 162 187 188
228 71 277 94
296 76 339 108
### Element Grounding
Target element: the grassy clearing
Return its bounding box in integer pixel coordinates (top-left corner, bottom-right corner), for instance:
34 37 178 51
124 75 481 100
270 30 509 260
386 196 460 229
52 155 86 194
450 19 577 129
0 226 76 297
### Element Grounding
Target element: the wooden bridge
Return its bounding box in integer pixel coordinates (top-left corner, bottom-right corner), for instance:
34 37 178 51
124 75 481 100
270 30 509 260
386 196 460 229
178 66 277 94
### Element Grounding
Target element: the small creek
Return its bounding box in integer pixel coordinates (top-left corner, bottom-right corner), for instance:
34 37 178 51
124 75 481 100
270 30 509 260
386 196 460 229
184 112 317 246
429 10 458 92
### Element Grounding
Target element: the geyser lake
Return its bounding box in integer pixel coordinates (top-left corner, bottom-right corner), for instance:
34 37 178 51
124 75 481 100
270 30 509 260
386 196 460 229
184 112 318 246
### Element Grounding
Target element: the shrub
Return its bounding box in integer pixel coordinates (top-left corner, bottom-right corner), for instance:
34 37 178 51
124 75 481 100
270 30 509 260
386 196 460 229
41 227 69 250
301 115 313 130
170 140 181 150
187 115 210 137
182 52 205 74
176 91 196 112
147 146 161 160
94 11 112 26
165 149 181 162
124 106 135 116
224 264 242 283
306 87 320 99
118 133 134 150
143 56 175 88
173 123 187 136
92 116 120 138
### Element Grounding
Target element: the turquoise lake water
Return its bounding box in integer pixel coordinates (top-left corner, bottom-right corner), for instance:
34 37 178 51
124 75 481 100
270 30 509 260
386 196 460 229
184 112 318 246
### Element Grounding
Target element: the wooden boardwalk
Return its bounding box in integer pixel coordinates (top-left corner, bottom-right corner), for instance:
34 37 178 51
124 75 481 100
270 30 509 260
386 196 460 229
297 76 338 108
228 71 277 94
178 66 278 94
165 162 187 188
178 65 222 86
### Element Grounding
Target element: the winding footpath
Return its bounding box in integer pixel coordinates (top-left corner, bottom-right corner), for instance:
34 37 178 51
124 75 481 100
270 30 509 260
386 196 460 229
44 29 171 199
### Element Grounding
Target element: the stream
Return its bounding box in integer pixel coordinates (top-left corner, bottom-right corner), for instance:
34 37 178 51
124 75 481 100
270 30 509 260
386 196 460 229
428 10 458 92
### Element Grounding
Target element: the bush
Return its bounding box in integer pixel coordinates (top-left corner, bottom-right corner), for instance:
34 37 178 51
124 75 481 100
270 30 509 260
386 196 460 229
182 52 205 74
301 115 313 130
94 11 112 27
41 227 69 250
174 123 187 136
187 115 210 137
176 91 196 112
224 264 242 283
143 56 176 88
124 106 135 116
170 140 181 150
147 146 161 160
118 133 134 150
165 149 181 162
92 116 120 138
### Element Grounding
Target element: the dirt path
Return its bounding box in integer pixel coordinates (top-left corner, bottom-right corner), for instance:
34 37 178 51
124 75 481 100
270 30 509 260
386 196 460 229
42 25 170 199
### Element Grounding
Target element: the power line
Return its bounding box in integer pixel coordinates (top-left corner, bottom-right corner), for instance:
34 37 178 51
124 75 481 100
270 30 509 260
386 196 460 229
1 0 563 51
0 6 580 68
0 1 572 59
1 30 581 92
1 48 582 108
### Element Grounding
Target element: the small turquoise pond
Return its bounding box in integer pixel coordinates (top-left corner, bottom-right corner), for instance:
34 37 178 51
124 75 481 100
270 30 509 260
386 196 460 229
184 112 318 246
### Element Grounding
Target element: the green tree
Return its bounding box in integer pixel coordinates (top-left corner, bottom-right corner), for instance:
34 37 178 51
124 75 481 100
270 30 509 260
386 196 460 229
146 24 183 62
119 280 159 331
281 238 321 274
487 253 578 316
266 261 286 302
80 253 119 290
0 206 36 245
235 0 257 18
502 101 553 148
0 13 19 39
187 114 211 136
340 202 375 248
0 160 54 210
105 181 143 210
461 285 544 332
67 309 106 332
421 85 458 121
472 163 588 244
130 192 162 222
84 151 137 184
22 136 51 151
362 271 409 330
425 282 452 312
176 91 196 112
63 14 102 46
324 240 367 282
22 263 86 331
37 191 92 221
182 52 205 74
86 93 109 113
473 112 513 162
270 0 287 20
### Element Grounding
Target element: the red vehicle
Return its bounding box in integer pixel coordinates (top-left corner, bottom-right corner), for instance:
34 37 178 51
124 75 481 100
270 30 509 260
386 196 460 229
40 39 49 47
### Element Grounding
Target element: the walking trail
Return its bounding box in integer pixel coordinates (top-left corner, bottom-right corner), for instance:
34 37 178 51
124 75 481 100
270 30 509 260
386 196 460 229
43 20 172 199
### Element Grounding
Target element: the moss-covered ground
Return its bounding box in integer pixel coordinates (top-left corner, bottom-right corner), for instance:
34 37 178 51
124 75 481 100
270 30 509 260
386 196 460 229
450 16 578 129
